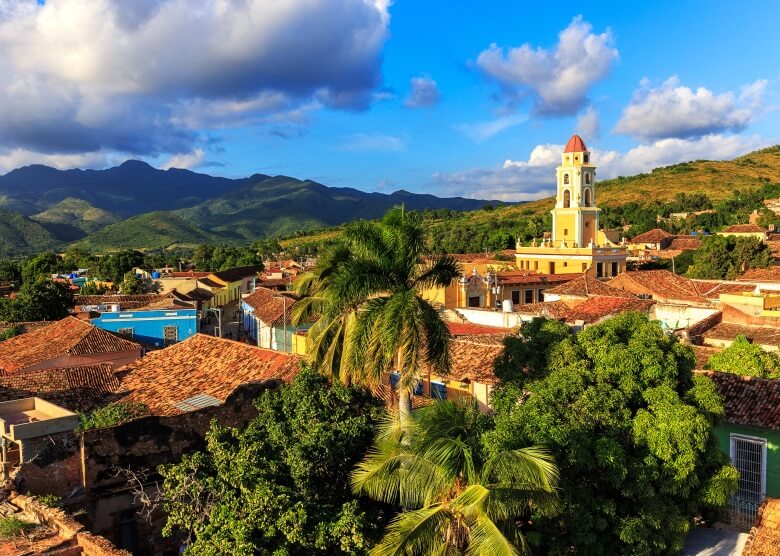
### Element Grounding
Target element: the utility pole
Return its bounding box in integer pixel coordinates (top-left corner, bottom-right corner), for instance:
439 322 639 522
207 307 223 337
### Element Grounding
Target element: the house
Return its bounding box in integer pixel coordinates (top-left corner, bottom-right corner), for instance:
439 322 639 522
700 290 780 351
241 287 303 352
543 273 636 307
206 265 263 306
696 371 780 530
718 224 767 242
627 228 675 250
89 294 199 347
515 135 627 278
0 317 143 373
73 293 166 314
562 296 655 330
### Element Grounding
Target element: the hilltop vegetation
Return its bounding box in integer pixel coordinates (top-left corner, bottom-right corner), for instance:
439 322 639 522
31 198 120 241
0 208 60 257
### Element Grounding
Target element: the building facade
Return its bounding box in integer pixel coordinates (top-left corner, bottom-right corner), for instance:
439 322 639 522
91 308 199 348
515 135 627 278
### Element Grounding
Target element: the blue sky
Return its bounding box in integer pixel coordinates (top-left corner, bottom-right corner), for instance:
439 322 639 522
0 0 778 201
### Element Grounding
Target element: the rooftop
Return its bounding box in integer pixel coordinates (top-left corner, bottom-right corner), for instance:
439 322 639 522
564 296 655 325
73 293 163 310
721 224 766 234
210 265 263 283
0 364 119 412
563 134 587 153
243 287 297 326
668 236 702 251
704 322 780 348
496 271 573 286
629 228 673 244
609 270 707 303
744 497 780 555
447 322 511 336
117 334 302 416
0 317 141 372
514 300 571 320
695 371 780 431
738 267 780 283
546 273 636 299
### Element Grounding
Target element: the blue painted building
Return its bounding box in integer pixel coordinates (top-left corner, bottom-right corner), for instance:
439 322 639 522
91 308 199 348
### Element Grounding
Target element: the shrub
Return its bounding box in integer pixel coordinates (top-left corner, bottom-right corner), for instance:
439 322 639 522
35 494 62 508
77 402 148 432
0 516 36 538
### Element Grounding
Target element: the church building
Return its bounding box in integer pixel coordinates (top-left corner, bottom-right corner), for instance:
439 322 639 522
515 135 627 278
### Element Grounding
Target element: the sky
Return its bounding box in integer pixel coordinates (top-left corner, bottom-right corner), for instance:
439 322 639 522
0 0 778 201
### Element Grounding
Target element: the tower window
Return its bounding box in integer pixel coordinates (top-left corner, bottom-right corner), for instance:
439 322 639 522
584 189 591 207
564 229 569 236
583 154 589 163
563 173 570 184
585 173 591 185
563 189 571 208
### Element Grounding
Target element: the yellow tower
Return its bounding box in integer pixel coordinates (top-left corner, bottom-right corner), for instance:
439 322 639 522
552 135 599 248
515 135 627 278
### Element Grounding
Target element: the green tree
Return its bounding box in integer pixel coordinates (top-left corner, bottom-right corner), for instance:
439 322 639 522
96 250 144 283
352 400 558 555
1 277 73 322
707 335 780 378
687 235 771 279
486 314 738 555
21 252 60 284
159 368 387 555
79 281 109 295
119 271 146 294
0 259 21 284
293 208 461 419
756 208 780 230
493 318 571 385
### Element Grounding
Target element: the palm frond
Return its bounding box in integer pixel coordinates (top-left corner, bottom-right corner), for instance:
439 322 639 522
370 504 450 556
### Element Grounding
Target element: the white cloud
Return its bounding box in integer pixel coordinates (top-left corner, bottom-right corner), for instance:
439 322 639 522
162 149 205 170
0 0 391 160
475 16 618 115
433 134 768 201
614 77 767 140
455 114 528 142
336 133 406 152
404 76 441 108
0 148 110 173
575 106 600 138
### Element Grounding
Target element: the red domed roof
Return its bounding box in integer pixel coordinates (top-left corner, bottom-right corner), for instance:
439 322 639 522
564 134 587 153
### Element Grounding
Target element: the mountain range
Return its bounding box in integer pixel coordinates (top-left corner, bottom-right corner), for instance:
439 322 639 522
0 161 503 254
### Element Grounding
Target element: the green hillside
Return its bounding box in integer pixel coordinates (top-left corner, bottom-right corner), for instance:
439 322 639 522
74 211 223 251
0 208 60 256
31 197 120 241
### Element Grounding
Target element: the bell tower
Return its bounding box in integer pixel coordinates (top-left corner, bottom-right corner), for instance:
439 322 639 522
551 135 599 248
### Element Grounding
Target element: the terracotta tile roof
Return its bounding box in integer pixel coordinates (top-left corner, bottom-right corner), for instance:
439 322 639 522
0 364 119 412
258 277 292 288
243 287 297 326
610 270 707 303
668 236 702 250
695 371 780 431
564 134 586 153
545 274 636 299
117 334 302 416
135 291 197 310
693 281 756 298
168 271 210 278
436 335 505 386
704 323 780 348
744 498 780 555
0 317 141 372
513 301 571 320
691 345 722 369
178 288 214 302
210 265 263 283
630 228 673 244
738 267 780 283
197 277 223 288
74 293 163 310
496 271 573 286
447 322 510 336
564 296 655 324
373 384 433 411
721 224 766 234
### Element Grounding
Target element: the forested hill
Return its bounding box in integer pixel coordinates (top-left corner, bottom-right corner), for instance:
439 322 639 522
281 145 780 254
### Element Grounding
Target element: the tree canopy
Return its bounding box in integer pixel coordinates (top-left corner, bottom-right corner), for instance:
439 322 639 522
486 313 738 555
159 368 388 555
686 235 771 280
707 335 780 378
0 277 73 322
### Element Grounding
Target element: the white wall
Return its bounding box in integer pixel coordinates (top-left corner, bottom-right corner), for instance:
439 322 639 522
456 309 521 329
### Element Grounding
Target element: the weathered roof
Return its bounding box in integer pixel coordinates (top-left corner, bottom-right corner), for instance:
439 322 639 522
0 364 119 412
738 267 780 283
449 336 505 385
513 301 571 320
564 134 587 153
0 317 141 372
545 274 636 299
630 228 673 244
609 270 707 303
564 296 655 324
744 497 780 555
668 236 702 250
243 287 297 326
695 371 780 431
210 265 263 283
196 277 223 289
117 334 302 416
721 224 766 234
703 322 780 348
447 322 510 336
74 293 163 310
693 281 756 298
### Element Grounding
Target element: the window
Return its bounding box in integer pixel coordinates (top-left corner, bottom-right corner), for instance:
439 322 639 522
534 261 539 270
524 289 534 304
563 229 568 236
430 381 447 401
117 327 134 337
729 434 767 528
163 325 178 346
511 290 520 304
563 173 570 185
596 262 604 278
611 261 619 276
583 153 589 163
563 262 568 267
563 190 570 208
468 296 481 308
538 288 545 299
584 188 591 206
585 173 591 185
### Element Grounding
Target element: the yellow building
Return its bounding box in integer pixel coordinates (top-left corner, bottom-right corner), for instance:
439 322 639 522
515 135 627 278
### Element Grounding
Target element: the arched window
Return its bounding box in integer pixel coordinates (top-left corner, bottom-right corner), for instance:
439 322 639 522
584 189 591 207
585 173 591 184
563 189 571 208
563 173 570 185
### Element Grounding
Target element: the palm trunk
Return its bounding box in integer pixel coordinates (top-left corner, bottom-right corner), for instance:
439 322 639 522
398 388 412 424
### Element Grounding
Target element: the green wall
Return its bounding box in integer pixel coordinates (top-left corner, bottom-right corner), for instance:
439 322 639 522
714 423 780 497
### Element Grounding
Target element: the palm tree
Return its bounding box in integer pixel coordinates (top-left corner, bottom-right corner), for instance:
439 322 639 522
293 208 461 418
351 400 559 555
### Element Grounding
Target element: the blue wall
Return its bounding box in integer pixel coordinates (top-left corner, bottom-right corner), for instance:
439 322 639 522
91 308 199 347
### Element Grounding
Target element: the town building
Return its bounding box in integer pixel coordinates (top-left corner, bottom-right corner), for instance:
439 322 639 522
0 317 142 373
515 135 627 278
718 224 768 242
241 287 305 352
